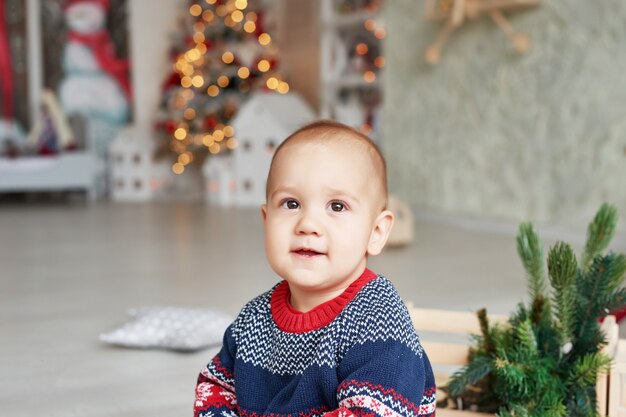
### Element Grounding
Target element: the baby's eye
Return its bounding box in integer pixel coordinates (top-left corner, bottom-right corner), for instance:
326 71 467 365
329 202 346 212
281 199 300 210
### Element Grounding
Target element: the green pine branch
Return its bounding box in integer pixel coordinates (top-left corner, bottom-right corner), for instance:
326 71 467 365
605 287 626 315
517 223 547 300
447 355 494 396
579 254 626 328
446 204 624 416
515 319 538 357
568 386 600 417
478 308 496 355
547 242 578 344
581 203 617 271
567 352 611 388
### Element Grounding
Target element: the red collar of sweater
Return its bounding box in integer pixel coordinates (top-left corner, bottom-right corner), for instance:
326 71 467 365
270 268 377 333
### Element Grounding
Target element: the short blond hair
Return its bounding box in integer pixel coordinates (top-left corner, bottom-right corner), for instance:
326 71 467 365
266 120 388 208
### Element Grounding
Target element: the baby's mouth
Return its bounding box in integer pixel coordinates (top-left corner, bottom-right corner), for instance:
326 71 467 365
292 248 325 257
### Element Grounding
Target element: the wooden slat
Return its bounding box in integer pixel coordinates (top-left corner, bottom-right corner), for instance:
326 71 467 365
406 303 501 415
608 340 626 417
421 341 470 366
407 303 507 334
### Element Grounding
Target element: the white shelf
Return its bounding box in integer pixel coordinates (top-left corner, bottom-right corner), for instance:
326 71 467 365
0 152 100 199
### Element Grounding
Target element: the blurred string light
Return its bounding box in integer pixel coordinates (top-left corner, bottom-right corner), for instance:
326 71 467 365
338 11 384 136
359 16 385 83
158 0 291 174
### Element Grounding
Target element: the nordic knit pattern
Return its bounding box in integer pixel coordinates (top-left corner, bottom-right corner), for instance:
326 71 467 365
194 269 436 417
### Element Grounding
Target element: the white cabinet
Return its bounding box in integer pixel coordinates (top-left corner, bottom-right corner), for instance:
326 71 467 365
319 0 385 140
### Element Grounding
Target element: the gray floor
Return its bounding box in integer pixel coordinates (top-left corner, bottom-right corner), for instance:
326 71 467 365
2 201 624 417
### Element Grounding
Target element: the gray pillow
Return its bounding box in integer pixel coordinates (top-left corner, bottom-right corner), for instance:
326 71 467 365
100 307 232 352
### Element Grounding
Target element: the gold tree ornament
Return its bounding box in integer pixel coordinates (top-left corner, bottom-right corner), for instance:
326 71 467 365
424 0 541 64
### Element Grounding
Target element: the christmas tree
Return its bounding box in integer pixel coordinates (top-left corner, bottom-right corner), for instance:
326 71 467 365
155 0 289 175
446 203 626 417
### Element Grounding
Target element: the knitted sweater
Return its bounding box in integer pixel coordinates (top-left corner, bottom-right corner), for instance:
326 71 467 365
194 269 436 417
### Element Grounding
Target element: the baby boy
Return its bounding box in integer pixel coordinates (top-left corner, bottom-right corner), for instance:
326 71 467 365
194 120 436 417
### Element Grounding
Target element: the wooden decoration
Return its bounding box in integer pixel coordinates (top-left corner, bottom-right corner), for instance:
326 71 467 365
424 0 541 64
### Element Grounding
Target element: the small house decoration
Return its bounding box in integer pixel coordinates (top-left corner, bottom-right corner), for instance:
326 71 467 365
202 92 315 207
424 0 541 64
202 154 236 207
109 126 171 202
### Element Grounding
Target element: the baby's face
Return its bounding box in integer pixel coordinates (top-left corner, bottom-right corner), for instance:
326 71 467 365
262 139 388 298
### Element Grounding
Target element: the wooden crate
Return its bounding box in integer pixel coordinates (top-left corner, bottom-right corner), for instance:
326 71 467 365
406 303 620 416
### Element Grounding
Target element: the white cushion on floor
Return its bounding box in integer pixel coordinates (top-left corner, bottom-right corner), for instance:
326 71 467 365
100 307 232 352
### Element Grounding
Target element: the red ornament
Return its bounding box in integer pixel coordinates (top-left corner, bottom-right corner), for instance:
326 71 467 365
164 120 177 134
255 12 265 35
204 116 218 130
162 71 181 91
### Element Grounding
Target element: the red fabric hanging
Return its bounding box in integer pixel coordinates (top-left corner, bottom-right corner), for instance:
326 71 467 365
0 0 14 119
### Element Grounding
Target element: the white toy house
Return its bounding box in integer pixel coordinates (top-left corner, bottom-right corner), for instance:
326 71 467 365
109 126 171 202
203 92 316 207
202 154 235 206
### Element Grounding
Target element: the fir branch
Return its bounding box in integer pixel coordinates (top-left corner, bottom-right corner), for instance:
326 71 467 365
548 242 578 289
536 379 568 417
515 319 538 357
606 287 626 315
447 355 494 396
493 358 528 399
571 318 604 359
567 352 611 388
547 242 578 343
539 398 568 417
517 223 546 300
497 404 530 417
581 203 617 271
605 252 626 294
568 386 600 417
477 308 496 355
579 254 626 326
529 295 545 326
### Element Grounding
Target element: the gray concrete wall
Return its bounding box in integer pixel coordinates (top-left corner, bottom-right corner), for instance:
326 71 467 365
384 0 626 228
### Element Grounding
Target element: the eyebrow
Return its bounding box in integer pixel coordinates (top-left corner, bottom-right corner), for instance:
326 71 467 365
268 186 298 201
324 187 360 204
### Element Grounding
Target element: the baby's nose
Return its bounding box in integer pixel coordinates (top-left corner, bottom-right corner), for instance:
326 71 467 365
295 211 323 236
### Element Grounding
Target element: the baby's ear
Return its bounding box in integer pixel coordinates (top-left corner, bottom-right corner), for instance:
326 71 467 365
261 204 267 223
367 210 394 256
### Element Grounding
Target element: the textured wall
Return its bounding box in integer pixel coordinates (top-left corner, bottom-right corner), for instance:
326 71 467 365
384 0 626 228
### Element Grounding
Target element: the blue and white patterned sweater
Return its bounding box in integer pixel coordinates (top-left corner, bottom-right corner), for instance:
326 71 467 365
194 269 436 417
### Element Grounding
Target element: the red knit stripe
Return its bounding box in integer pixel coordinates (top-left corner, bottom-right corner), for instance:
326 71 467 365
337 380 425 414
211 356 234 379
270 268 377 333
